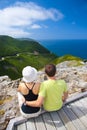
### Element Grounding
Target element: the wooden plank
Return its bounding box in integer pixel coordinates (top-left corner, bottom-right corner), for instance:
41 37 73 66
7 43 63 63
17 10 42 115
50 111 66 130
26 118 36 130
80 97 87 108
70 102 87 128
58 108 76 130
6 96 87 130
34 115 46 130
42 112 56 130
6 116 27 130
64 91 87 106
75 99 87 115
80 97 87 105
17 123 27 130
84 97 87 102
6 119 15 130
63 105 87 130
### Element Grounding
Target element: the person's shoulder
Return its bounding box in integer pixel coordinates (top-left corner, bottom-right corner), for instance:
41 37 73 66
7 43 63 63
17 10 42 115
41 80 49 84
35 82 41 85
18 81 26 91
19 81 25 86
18 81 24 91
34 82 41 88
57 79 66 84
33 82 41 94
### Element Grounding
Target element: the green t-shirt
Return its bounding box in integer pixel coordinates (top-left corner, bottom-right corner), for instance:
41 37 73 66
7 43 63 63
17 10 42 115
39 79 67 111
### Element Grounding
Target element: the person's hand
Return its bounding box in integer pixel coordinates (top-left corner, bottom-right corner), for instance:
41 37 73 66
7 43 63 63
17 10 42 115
23 100 26 105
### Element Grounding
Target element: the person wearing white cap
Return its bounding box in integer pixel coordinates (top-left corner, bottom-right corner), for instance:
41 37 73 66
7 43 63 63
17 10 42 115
17 66 41 118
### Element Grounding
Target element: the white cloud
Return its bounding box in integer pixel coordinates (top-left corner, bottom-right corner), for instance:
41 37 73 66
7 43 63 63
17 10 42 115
0 2 64 38
31 24 41 29
0 26 31 38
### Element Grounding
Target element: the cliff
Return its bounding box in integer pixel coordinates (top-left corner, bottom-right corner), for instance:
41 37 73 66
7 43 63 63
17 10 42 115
0 60 87 130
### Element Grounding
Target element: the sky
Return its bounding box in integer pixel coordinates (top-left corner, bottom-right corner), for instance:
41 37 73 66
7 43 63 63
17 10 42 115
0 0 87 40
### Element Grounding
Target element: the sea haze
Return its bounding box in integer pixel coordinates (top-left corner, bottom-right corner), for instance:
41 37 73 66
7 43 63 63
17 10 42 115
39 39 87 59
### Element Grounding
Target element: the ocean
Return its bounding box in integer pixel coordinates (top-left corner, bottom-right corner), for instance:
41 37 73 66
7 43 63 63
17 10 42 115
38 39 87 59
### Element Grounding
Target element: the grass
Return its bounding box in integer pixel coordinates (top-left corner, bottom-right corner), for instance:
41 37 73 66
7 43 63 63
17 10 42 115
53 54 83 66
0 53 57 79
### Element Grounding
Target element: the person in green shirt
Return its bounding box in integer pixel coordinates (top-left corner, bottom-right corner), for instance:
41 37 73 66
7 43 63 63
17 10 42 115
25 64 68 112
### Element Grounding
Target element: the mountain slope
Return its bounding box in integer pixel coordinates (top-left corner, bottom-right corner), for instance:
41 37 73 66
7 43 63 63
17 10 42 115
0 36 83 80
0 35 57 79
0 35 50 57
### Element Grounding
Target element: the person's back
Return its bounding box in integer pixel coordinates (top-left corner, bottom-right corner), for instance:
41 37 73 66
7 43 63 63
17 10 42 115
17 66 41 118
39 79 67 111
18 82 40 113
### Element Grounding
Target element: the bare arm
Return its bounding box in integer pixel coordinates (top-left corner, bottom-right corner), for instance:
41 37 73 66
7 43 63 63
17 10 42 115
17 92 25 107
26 96 44 107
17 83 25 106
62 91 68 102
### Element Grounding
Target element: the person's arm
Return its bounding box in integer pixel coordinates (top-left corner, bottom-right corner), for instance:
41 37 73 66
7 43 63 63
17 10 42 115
17 83 25 106
26 96 44 107
17 92 25 107
62 91 68 102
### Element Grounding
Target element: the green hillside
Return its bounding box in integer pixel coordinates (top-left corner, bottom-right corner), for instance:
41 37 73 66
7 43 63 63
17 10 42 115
53 54 83 66
0 36 84 80
0 35 50 57
0 35 57 79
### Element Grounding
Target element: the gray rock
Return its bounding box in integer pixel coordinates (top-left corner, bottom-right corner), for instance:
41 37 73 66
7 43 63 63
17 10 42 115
0 61 87 129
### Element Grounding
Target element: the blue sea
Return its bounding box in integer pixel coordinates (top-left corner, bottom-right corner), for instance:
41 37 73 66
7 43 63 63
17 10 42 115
38 39 87 59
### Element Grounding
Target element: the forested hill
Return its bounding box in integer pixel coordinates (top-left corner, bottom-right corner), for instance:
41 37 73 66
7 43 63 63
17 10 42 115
0 35 57 80
0 35 51 57
0 35 83 80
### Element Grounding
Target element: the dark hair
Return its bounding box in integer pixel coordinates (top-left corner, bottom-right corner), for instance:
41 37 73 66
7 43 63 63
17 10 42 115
45 64 56 77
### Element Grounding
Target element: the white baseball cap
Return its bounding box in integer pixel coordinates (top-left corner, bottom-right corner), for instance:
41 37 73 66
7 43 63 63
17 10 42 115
22 66 37 83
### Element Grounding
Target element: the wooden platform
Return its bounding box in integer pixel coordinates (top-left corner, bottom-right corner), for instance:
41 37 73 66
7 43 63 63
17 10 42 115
6 92 87 130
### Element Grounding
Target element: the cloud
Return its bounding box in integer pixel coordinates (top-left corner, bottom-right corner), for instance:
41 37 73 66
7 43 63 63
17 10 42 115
0 2 64 38
0 26 31 38
31 24 41 29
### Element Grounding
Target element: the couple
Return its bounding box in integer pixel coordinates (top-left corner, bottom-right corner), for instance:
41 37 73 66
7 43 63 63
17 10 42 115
17 64 68 118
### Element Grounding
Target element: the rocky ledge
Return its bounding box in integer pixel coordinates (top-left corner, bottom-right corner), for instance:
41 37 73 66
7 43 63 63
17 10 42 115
0 60 87 130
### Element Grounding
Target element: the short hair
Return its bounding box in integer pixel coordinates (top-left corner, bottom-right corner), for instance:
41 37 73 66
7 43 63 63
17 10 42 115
45 64 56 77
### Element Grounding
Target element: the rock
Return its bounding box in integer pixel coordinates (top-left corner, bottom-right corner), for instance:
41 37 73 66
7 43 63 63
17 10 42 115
78 81 87 88
0 76 10 82
0 61 87 129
